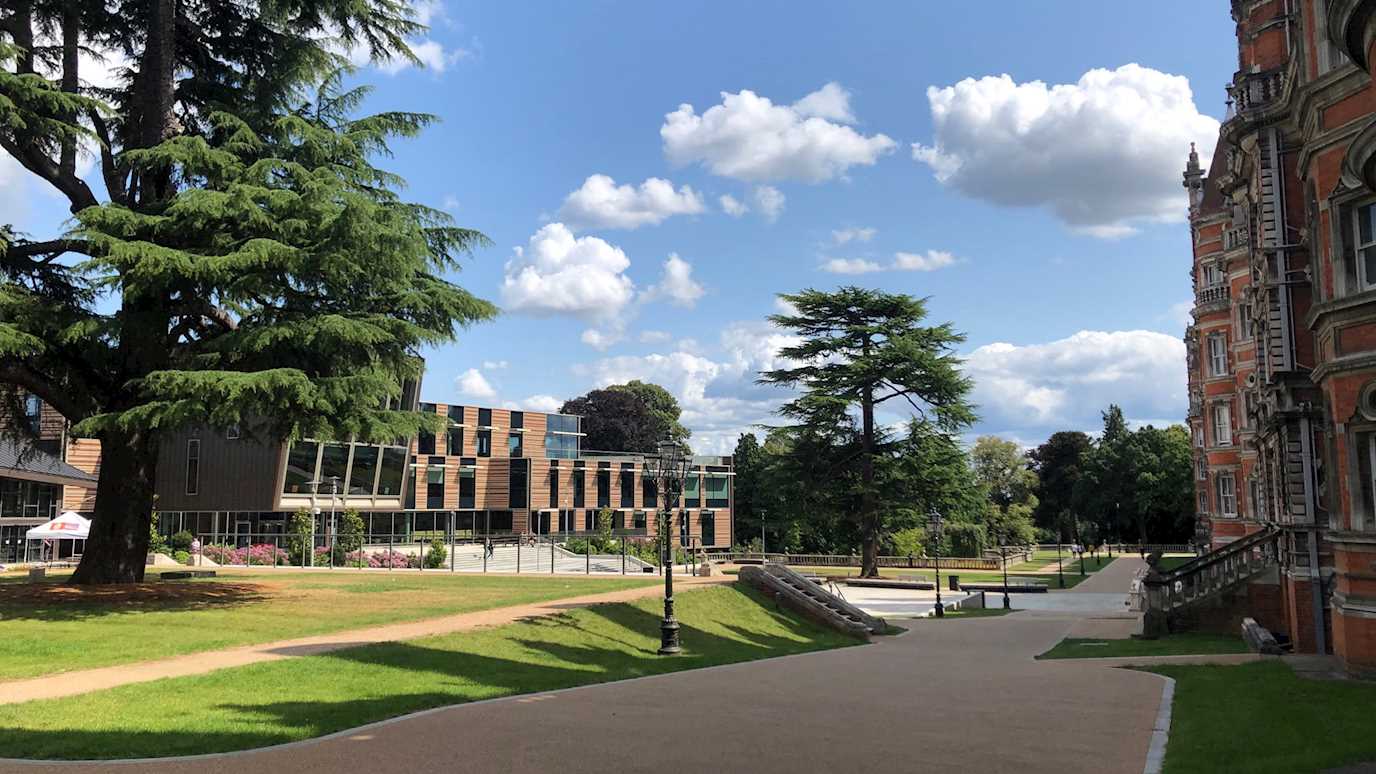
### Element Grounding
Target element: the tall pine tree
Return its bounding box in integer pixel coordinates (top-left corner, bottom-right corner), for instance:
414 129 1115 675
761 287 975 577
1 0 494 583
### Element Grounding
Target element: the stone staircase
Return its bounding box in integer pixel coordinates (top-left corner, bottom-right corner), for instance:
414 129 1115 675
739 563 887 640
1138 526 1282 638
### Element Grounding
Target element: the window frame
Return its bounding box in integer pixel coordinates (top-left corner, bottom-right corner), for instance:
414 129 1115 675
1213 403 1233 447
1216 472 1237 517
1355 202 1376 291
185 439 201 496
1207 333 1229 376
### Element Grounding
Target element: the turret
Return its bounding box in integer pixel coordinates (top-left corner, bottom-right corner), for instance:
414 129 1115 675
1183 142 1204 213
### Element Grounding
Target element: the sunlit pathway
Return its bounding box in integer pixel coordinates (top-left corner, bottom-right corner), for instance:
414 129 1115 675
0 603 1166 774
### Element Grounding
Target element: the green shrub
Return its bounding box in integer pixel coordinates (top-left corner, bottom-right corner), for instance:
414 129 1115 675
173 550 191 565
889 527 925 557
169 530 194 553
424 538 446 569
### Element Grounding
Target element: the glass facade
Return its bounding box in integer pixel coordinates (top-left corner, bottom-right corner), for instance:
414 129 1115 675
282 441 319 494
378 448 406 496
459 468 475 508
318 444 349 491
447 427 463 456
701 511 716 546
597 470 610 508
426 467 444 509
684 475 700 507
508 432 523 457
348 445 379 495
0 476 59 520
544 414 580 459
477 430 491 457
573 470 585 507
509 459 528 509
620 470 634 507
705 475 729 508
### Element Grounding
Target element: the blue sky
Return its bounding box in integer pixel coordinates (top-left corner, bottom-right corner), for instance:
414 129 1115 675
4 1 1239 452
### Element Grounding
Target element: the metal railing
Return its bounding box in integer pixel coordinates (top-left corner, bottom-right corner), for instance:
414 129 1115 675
1136 526 1281 618
704 551 1026 571
169 529 707 576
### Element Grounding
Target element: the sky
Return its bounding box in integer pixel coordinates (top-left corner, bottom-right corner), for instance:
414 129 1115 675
3 1 1240 454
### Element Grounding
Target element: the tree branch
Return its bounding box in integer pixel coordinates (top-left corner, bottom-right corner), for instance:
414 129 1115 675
0 362 88 422
5 239 93 261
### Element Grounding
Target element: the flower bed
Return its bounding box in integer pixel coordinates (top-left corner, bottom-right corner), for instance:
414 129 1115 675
202 543 289 566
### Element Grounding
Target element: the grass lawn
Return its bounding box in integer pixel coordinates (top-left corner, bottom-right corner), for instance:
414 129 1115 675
1036 633 1248 660
0 569 654 681
0 584 856 760
1149 660 1376 773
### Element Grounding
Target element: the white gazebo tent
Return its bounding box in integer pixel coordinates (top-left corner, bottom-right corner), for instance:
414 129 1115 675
25 512 90 565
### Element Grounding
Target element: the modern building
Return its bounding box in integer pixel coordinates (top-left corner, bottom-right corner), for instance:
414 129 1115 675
1183 0 1376 671
0 387 734 555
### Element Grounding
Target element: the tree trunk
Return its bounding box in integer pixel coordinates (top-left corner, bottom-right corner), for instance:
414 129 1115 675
70 430 158 584
860 384 878 578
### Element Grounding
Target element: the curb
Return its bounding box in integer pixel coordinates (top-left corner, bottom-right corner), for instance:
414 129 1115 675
1144 673 1176 774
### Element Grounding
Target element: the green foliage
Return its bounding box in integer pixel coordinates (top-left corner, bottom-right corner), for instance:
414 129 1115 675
942 521 986 558
424 538 446 569
1028 431 1091 534
336 510 365 554
173 550 191 565
148 520 169 556
169 531 194 553
1071 405 1195 544
286 508 314 566
760 287 976 575
889 527 925 557
560 381 689 453
971 436 1037 510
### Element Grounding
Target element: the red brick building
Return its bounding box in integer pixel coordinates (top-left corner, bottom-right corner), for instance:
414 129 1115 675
1187 0 1376 670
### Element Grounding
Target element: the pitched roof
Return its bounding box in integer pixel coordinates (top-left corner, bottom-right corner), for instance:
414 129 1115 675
0 439 98 487
1199 144 1227 215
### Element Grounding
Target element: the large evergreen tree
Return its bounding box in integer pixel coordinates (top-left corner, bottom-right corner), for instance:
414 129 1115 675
1028 430 1091 535
761 287 975 577
1 1 494 583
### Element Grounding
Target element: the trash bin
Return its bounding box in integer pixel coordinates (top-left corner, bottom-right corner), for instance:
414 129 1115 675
948 574 960 591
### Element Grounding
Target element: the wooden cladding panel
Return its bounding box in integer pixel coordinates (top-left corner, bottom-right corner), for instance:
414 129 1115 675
524 412 547 458
529 459 551 509
61 438 103 511
479 458 510 509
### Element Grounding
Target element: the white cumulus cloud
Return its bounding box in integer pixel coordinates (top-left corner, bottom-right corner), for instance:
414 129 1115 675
963 330 1186 430
643 253 705 308
504 395 563 413
661 84 896 183
912 64 1219 236
832 226 877 245
752 185 786 222
640 330 673 344
456 368 497 399
500 223 635 320
558 174 705 230
820 258 884 275
719 194 748 217
580 328 624 351
893 250 957 272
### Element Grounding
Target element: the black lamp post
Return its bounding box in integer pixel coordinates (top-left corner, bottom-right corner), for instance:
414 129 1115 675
928 509 944 618
644 440 691 656
1056 538 1065 589
999 542 1011 609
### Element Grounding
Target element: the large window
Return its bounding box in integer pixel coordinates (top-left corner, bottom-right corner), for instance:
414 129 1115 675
348 445 379 495
509 459 528 509
1356 203 1376 290
426 467 445 509
573 469 585 508
283 441 319 494
684 475 700 507
448 405 464 424
558 509 576 532
544 414 580 460
549 468 560 508
597 470 610 508
477 429 491 457
417 431 436 456
705 475 729 508
478 407 492 427
185 439 201 495
459 468 475 509
378 447 407 496
447 427 464 456
508 432 523 458
319 443 350 490
700 511 715 547
1216 473 1237 517
22 394 40 434
510 411 523 429
642 478 657 509
1213 403 1232 447
1207 333 1228 376
620 470 635 507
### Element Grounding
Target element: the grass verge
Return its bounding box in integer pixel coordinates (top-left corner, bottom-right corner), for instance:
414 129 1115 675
1036 633 1248 660
1148 660 1376 773
0 570 654 680
0 584 855 760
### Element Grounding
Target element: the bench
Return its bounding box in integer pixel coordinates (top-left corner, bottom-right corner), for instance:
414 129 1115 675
160 570 218 580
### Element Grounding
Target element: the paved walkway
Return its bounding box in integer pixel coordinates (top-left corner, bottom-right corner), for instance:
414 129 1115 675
1069 556 1147 594
0 610 1170 774
0 575 729 706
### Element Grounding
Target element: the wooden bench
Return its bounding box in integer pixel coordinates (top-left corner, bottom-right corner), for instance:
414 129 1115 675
159 570 218 580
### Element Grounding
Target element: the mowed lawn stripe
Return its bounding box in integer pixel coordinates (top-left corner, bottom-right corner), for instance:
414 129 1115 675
0 570 655 680
0 585 857 761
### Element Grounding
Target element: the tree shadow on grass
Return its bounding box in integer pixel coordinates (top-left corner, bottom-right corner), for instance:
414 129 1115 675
0 581 271 622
